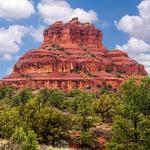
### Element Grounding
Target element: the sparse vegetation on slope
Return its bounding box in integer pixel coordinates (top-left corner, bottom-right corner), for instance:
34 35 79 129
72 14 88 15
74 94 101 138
0 77 149 149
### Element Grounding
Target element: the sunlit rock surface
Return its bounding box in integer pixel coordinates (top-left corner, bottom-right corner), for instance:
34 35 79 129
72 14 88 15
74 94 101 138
0 18 147 91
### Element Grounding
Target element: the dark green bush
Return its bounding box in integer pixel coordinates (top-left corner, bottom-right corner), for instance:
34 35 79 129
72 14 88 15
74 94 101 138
105 68 113 73
51 44 64 51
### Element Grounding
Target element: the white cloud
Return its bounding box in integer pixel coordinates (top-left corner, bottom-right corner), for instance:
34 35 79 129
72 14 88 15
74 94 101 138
0 25 29 54
115 0 150 42
0 24 45 63
115 0 150 75
138 0 150 19
145 67 150 74
116 37 150 74
30 26 45 42
2 54 13 61
136 53 150 74
0 0 35 20
37 0 98 24
116 37 150 54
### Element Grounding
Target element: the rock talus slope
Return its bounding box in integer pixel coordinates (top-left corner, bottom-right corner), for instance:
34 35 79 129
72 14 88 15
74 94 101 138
0 18 147 91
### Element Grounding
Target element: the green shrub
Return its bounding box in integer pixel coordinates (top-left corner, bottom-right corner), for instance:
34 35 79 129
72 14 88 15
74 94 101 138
91 93 118 122
0 108 20 138
117 70 126 74
0 87 14 100
71 67 81 73
77 131 98 149
21 130 39 150
105 68 113 73
12 127 26 144
0 77 149 149
12 127 39 150
90 53 96 58
51 44 64 51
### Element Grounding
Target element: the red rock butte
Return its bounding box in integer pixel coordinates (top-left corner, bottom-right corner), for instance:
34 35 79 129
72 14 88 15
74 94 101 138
0 18 147 91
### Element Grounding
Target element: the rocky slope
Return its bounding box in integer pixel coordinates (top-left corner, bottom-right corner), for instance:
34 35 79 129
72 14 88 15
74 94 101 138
0 18 147 91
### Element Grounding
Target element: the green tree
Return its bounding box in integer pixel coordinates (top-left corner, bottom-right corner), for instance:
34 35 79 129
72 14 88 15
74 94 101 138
107 77 150 150
10 88 32 107
77 131 98 149
64 91 95 114
36 89 64 109
0 108 20 138
63 91 100 132
19 100 38 131
92 93 118 122
75 92 100 132
0 87 14 100
35 106 71 145
12 127 39 150
12 127 27 144
21 130 39 150
48 90 64 108
36 88 50 108
21 100 72 146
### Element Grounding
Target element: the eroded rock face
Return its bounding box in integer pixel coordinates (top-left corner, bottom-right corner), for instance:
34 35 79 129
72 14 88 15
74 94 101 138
0 18 147 91
43 18 105 51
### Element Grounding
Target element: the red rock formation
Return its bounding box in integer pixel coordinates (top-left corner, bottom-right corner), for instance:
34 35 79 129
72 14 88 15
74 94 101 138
0 18 147 91
43 18 105 51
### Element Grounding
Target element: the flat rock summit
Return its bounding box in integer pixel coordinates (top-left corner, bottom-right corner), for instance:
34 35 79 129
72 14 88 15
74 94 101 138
0 18 147 91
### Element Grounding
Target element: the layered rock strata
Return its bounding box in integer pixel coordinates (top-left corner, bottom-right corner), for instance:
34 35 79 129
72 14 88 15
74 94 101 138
0 18 147 91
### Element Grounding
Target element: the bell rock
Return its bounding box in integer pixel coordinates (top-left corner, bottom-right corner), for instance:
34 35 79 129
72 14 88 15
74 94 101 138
0 18 147 91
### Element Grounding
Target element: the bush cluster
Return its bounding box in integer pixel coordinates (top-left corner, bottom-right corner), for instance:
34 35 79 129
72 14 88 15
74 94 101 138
0 77 149 150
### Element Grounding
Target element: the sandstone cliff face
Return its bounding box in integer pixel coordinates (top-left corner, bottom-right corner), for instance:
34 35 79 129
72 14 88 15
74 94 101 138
43 17 105 51
0 18 147 91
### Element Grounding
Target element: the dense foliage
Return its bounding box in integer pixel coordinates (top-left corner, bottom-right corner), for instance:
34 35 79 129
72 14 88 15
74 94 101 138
0 77 149 149
107 77 150 150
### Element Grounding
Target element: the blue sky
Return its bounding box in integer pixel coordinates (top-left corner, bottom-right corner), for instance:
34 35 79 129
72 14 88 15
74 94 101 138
0 0 150 78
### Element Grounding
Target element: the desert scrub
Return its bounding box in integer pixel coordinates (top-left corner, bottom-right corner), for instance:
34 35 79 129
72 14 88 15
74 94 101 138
51 44 64 51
